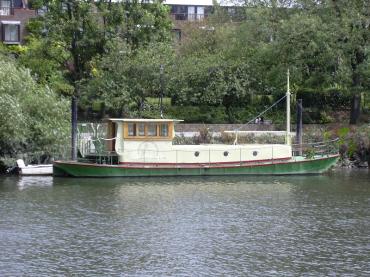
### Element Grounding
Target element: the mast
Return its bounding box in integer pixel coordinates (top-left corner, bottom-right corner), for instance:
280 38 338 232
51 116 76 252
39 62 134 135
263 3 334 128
160 64 164 119
286 69 291 145
296 99 303 154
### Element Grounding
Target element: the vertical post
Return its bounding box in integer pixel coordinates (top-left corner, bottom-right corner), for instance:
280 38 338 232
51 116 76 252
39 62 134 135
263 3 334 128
296 99 303 155
160 64 164 119
271 145 274 163
286 69 291 145
71 95 78 160
349 93 361 124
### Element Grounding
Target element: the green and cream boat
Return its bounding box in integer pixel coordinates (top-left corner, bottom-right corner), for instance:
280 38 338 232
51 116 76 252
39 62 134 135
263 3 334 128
53 123 338 177
53 118 339 177
54 72 339 177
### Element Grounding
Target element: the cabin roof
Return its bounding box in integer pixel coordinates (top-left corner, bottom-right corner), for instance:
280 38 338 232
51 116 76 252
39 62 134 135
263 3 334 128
107 118 184 123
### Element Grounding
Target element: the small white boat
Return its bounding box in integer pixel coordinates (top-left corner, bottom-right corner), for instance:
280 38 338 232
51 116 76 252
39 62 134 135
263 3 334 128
17 159 53 176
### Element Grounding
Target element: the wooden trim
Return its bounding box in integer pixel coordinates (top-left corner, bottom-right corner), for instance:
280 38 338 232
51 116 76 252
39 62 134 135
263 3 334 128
106 121 116 151
169 122 174 138
123 122 128 138
123 137 173 141
123 121 173 141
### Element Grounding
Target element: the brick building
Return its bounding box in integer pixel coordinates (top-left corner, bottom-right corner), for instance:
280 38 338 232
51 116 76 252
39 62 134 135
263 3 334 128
0 0 236 45
0 0 36 44
164 0 239 43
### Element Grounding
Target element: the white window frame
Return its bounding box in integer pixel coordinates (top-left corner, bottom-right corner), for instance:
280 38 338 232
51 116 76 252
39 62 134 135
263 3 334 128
1 21 21 44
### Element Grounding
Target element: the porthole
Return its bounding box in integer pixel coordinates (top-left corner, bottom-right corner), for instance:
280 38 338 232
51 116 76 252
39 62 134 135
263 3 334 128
194 151 200 157
223 151 229 157
253 151 258 156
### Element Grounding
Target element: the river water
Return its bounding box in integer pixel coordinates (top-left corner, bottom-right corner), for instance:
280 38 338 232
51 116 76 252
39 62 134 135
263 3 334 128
0 170 369 276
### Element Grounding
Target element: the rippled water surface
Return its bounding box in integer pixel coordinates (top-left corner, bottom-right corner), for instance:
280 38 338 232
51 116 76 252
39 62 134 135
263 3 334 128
1 170 370 276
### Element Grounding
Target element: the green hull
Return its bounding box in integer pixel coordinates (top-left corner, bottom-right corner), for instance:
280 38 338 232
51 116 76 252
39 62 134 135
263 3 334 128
53 155 339 177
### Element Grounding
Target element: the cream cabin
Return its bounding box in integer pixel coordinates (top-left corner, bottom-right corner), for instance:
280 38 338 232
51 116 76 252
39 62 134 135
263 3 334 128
106 118 292 165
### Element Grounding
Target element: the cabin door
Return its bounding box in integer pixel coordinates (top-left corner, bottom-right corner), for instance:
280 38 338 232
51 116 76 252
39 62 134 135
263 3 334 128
106 122 116 152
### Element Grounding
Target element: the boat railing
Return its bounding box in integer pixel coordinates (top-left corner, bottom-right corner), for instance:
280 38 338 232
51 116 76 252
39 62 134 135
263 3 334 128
73 139 339 166
10 146 72 166
292 138 339 158
77 151 119 165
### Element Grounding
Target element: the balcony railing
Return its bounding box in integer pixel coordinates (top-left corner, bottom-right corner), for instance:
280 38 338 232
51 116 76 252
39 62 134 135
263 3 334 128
171 13 206 21
0 7 13 16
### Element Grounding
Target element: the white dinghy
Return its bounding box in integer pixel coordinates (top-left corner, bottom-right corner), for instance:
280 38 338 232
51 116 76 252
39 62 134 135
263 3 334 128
17 159 53 176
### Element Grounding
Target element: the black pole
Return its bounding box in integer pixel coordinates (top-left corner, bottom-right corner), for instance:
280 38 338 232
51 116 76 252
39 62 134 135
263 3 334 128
71 95 78 160
296 99 303 155
349 93 361 125
160 64 164 119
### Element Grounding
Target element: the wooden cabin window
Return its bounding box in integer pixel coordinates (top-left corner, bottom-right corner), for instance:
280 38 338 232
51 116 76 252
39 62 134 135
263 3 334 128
159 124 168 137
128 123 136 136
147 123 157 136
138 123 145 136
124 121 172 140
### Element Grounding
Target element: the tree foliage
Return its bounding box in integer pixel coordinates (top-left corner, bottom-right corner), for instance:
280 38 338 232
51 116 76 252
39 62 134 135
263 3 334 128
21 0 172 94
82 40 174 117
0 56 70 158
2 0 369 126
166 0 370 122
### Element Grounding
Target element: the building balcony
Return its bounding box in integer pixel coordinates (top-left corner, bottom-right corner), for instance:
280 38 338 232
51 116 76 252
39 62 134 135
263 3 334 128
0 7 13 16
170 13 207 21
0 0 34 17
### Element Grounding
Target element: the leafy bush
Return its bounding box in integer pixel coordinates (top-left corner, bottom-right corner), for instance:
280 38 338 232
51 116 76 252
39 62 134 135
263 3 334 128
296 88 352 109
166 106 227 123
0 56 70 165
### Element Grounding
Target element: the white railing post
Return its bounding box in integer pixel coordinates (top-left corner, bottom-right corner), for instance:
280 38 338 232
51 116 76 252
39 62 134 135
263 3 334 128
272 145 274 163
286 69 292 145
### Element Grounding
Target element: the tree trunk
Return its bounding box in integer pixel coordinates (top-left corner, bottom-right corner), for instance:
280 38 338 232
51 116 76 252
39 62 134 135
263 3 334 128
349 93 361 125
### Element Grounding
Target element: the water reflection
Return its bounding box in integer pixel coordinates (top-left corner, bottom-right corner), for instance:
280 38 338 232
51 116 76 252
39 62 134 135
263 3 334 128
0 170 369 276
17 176 53 191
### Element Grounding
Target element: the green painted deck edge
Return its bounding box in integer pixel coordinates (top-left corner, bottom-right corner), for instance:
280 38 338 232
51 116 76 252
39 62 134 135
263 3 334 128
53 155 339 177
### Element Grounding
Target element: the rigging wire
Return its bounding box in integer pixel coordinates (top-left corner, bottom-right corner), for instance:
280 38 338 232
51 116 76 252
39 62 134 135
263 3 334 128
234 94 287 132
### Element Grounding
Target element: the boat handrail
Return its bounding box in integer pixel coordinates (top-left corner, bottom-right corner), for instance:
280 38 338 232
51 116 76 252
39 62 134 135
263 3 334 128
224 131 296 136
291 138 339 157
73 139 338 165
292 138 339 146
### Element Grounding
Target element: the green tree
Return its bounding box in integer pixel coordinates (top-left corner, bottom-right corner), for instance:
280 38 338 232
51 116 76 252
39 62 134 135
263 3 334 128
293 0 370 123
83 40 175 117
0 55 70 160
20 0 172 159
